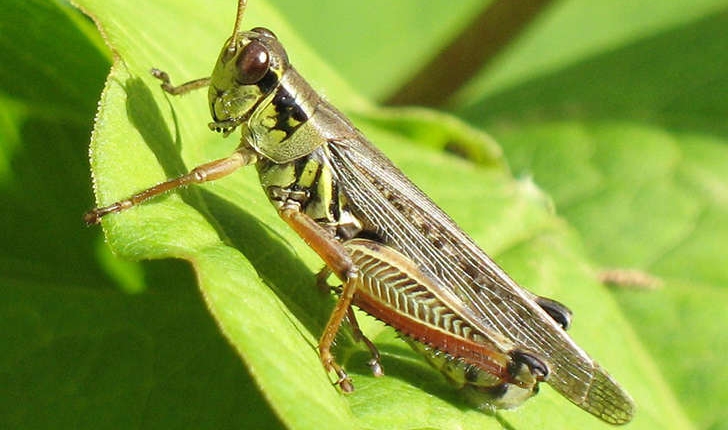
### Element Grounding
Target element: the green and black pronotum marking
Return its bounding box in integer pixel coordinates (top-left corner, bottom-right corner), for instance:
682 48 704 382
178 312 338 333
86 0 634 424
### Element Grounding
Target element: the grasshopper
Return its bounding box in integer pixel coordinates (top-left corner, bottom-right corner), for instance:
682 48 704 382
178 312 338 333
85 0 634 424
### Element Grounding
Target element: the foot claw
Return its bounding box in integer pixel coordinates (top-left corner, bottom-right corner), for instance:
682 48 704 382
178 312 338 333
368 358 384 378
322 351 355 392
336 372 354 393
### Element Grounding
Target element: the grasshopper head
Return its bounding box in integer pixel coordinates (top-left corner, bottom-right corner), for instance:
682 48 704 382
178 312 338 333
208 27 287 135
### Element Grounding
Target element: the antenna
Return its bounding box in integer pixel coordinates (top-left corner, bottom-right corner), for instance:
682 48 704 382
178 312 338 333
228 0 248 51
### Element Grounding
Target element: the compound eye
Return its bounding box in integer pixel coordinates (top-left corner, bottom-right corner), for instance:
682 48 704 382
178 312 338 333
236 40 270 85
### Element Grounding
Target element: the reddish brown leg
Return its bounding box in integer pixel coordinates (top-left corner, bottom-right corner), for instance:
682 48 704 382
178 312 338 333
279 204 360 391
85 150 255 224
317 265 384 377
345 307 384 377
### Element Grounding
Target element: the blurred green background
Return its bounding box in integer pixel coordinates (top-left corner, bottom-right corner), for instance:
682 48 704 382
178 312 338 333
2 0 727 428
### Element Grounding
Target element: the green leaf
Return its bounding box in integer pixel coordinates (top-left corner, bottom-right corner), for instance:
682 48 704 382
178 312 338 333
1 0 281 428
75 0 666 428
3 0 697 429
457 3 728 429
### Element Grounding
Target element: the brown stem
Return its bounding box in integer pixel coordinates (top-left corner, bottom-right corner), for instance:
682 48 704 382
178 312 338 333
385 0 556 107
